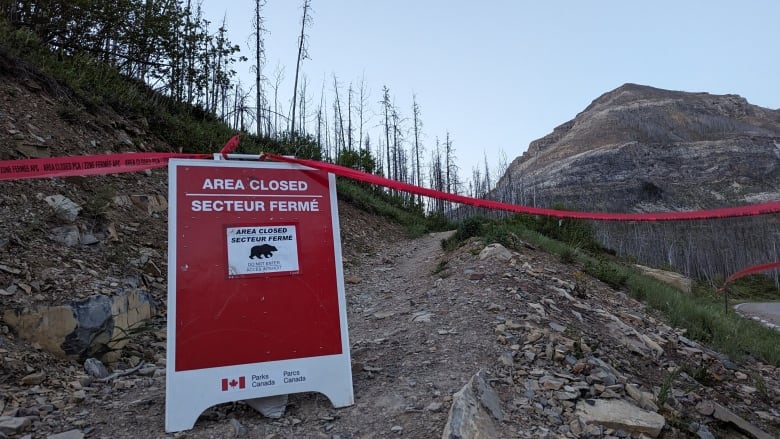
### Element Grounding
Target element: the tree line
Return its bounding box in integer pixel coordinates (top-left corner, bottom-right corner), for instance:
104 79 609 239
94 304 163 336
0 0 510 215
2 0 249 117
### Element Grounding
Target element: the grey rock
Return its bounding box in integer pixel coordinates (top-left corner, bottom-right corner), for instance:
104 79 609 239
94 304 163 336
84 358 109 379
555 391 578 401
587 356 626 382
549 322 566 332
245 394 288 418
0 416 32 435
575 399 665 438
410 310 433 322
498 352 514 367
479 243 513 261
696 424 716 439
44 195 81 222
722 359 739 370
3 291 155 361
589 369 617 386
47 429 85 439
697 400 773 439
625 383 642 401
634 265 692 293
20 371 45 385
229 418 246 438
426 402 443 412
79 233 99 245
70 390 86 403
49 225 81 247
539 375 566 390
61 295 113 358
474 370 503 421
569 419 583 436
600 388 621 398
442 370 503 439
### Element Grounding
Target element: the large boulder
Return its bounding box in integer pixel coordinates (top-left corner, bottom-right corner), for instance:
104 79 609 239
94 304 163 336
634 265 692 293
478 243 513 262
3 290 155 361
442 370 503 439
576 399 665 437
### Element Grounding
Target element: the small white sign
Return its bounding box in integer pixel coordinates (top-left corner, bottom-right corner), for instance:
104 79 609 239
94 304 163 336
226 225 299 276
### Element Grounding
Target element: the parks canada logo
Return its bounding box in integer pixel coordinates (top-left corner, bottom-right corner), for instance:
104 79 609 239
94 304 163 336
221 376 246 391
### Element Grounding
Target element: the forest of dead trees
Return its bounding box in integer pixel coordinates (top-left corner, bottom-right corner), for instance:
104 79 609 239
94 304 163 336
1 1 776 286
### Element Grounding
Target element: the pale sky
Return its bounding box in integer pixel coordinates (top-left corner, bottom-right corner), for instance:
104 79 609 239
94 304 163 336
204 0 780 184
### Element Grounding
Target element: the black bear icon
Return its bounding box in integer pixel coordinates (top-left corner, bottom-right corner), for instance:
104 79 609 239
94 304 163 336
250 244 278 259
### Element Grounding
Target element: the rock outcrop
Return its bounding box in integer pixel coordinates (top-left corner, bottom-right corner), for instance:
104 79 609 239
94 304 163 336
3 290 155 361
496 83 780 212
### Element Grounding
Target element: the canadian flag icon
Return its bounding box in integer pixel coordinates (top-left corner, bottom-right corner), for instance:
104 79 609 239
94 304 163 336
221 376 246 391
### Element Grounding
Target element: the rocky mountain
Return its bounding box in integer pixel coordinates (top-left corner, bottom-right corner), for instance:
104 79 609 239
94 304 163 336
496 83 780 212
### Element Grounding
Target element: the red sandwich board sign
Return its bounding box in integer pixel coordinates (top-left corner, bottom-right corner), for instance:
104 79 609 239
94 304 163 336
165 158 353 432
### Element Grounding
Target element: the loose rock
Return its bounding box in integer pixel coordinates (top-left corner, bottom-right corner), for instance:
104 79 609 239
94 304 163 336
442 370 503 439
575 399 665 437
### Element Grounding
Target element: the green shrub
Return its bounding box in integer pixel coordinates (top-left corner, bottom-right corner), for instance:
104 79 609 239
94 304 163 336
584 257 629 288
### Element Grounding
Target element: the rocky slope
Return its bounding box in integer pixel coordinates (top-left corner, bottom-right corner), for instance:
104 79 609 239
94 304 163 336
496 83 780 212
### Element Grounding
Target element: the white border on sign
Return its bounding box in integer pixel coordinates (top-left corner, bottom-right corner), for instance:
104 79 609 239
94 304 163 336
166 160 353 432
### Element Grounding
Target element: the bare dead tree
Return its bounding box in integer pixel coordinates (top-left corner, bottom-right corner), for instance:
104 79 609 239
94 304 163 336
483 151 492 197
347 82 353 151
412 94 424 191
253 0 266 136
271 64 285 136
357 74 369 154
430 137 445 213
332 74 346 153
381 86 392 179
299 74 309 136
290 0 312 136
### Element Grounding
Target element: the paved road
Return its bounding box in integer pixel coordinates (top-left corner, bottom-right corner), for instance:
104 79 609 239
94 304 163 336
735 302 780 328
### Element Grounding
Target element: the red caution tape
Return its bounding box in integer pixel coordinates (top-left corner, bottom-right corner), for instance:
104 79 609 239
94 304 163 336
220 135 241 158
3 148 780 222
0 152 210 180
717 261 780 292
263 154 780 222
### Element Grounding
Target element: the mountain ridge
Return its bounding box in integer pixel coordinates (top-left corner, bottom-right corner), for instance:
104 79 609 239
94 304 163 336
497 83 780 213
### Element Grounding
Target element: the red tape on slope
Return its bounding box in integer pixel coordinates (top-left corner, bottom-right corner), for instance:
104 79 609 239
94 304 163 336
263 154 780 222
717 261 780 292
0 152 210 180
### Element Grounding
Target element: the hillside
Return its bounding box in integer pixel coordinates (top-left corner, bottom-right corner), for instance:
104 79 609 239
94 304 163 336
497 83 780 212
0 55 779 438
